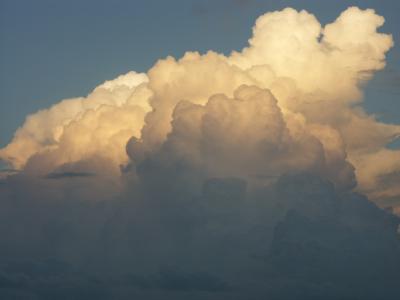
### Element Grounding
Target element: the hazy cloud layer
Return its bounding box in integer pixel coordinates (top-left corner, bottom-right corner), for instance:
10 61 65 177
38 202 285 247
0 6 399 299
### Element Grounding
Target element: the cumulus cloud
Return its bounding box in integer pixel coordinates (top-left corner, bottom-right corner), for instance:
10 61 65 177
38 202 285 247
0 6 399 299
132 85 355 194
0 71 150 173
1 6 397 202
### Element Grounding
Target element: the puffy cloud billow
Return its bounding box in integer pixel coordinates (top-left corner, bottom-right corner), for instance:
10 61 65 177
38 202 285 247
0 7 400 299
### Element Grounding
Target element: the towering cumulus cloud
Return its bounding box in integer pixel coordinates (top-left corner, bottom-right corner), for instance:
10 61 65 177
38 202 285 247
0 7 400 300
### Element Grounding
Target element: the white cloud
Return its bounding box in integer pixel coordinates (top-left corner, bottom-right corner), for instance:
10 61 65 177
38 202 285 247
0 6 399 202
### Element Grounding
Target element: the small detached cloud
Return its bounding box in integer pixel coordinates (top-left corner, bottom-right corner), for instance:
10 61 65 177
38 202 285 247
45 171 96 180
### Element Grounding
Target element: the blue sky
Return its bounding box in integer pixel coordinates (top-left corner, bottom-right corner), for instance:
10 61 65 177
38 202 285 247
1 0 399 147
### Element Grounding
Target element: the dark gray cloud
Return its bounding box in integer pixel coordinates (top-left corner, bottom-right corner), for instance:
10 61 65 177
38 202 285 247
124 267 229 292
0 168 399 299
45 171 96 179
264 174 400 299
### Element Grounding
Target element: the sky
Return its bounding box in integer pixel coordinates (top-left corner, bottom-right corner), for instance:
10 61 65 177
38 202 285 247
0 1 400 299
0 0 399 147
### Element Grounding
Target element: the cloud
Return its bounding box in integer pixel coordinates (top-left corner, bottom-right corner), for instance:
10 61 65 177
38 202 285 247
0 6 399 299
45 171 96 179
1 7 399 201
125 267 229 292
266 174 400 299
0 71 150 171
131 85 355 195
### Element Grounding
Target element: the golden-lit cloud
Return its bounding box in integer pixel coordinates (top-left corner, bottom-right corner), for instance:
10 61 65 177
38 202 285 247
1 7 400 298
0 6 399 204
